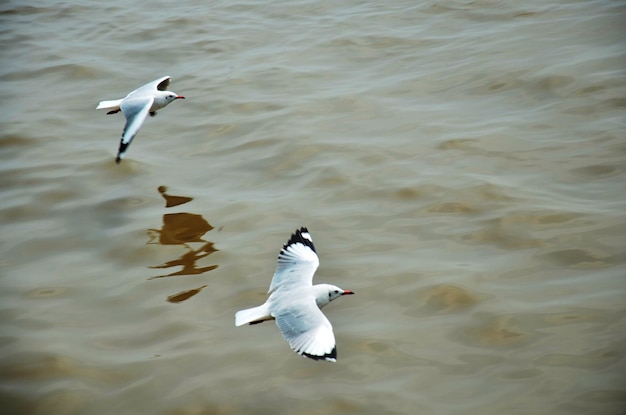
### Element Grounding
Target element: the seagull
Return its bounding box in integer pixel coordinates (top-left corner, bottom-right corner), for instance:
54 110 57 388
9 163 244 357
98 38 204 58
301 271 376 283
96 76 185 163
235 227 354 362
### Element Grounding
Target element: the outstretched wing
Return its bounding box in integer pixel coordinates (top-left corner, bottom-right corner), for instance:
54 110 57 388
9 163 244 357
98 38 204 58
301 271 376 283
268 227 319 293
155 76 171 91
273 297 337 362
127 76 171 98
116 96 153 162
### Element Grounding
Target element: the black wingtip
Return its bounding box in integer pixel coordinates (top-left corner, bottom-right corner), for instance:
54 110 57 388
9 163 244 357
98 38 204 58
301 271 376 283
116 140 130 164
302 346 337 362
283 227 316 253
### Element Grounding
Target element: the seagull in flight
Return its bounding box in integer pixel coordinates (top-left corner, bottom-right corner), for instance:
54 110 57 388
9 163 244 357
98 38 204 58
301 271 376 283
96 76 185 163
235 227 354 362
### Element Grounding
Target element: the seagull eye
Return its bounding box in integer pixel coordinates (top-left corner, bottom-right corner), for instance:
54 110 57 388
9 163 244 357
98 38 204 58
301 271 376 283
334 290 338 293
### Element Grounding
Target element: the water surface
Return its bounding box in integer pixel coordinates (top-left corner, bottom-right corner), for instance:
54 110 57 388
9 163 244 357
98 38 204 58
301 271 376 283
1 1 625 414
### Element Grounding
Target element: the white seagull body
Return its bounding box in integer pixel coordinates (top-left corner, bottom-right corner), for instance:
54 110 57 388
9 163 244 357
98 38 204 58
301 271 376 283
235 227 354 362
96 76 185 163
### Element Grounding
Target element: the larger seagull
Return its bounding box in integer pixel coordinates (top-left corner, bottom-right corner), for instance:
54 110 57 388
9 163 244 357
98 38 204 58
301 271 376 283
235 227 354 362
96 76 185 163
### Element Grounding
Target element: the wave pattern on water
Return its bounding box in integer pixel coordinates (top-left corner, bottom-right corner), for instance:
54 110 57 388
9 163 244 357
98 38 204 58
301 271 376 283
1 0 625 414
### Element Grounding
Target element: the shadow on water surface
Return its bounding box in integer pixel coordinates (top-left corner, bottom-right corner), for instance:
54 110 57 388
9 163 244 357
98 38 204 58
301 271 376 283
146 186 218 303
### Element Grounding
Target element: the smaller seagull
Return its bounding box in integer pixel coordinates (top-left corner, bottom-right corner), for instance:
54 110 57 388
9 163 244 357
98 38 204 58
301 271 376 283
96 76 185 163
235 227 354 362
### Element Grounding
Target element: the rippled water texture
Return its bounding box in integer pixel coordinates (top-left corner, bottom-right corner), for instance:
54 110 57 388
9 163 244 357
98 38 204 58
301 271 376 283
1 1 625 414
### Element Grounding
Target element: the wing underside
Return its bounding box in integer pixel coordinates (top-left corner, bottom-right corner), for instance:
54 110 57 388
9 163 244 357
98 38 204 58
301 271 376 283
116 97 153 162
273 298 337 361
268 228 319 293
120 97 153 144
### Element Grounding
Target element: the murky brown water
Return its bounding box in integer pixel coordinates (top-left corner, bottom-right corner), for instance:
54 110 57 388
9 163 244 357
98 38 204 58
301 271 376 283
1 1 625 414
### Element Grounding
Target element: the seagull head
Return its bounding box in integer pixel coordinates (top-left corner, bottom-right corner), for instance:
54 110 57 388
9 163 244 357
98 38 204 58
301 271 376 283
152 91 185 110
327 284 354 301
165 92 185 101
313 284 354 308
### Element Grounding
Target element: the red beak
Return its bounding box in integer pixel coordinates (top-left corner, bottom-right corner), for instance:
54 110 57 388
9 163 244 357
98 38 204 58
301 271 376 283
342 290 355 295
177 95 185 99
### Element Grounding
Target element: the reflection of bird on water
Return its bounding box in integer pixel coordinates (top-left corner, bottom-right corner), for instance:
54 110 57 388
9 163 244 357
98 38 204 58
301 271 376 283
167 285 209 303
147 212 213 245
158 185 193 208
149 242 218 279
147 186 219 301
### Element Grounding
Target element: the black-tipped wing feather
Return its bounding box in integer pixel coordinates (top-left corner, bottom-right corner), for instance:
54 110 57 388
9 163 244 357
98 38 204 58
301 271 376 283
283 227 316 253
303 347 337 361
273 299 337 362
268 227 319 293
116 96 153 163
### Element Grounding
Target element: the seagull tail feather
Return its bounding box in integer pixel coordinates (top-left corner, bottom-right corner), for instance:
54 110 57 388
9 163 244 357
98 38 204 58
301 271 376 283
235 303 272 327
96 99 123 110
